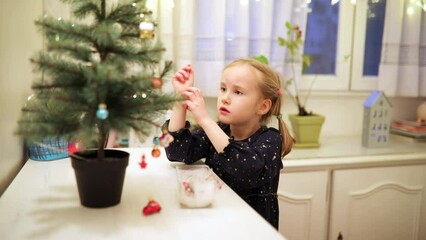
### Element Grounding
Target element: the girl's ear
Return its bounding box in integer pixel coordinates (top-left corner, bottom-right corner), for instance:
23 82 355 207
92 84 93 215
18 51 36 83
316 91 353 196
257 99 272 115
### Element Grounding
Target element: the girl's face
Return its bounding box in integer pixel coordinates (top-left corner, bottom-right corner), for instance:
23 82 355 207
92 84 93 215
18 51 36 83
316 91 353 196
217 64 270 126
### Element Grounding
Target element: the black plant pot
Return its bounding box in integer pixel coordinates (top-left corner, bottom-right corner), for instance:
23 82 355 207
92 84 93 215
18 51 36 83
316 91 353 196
71 149 129 208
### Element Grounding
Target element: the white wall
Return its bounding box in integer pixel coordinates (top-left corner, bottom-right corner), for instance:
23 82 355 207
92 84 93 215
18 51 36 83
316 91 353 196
285 92 426 136
0 1 42 195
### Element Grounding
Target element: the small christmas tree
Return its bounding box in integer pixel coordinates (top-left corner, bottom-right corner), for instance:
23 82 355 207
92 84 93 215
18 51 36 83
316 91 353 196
16 0 177 161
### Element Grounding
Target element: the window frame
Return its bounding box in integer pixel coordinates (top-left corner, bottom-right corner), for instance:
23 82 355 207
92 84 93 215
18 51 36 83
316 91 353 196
299 0 355 92
350 0 382 91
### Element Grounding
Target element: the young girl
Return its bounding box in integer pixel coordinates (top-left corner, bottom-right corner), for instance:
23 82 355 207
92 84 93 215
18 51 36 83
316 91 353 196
164 58 294 229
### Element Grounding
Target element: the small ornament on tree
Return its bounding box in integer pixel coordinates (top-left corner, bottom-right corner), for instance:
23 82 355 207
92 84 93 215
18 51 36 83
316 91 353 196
151 145 161 158
152 136 160 145
96 103 109 120
139 11 155 39
68 140 83 154
150 126 174 156
151 77 163 89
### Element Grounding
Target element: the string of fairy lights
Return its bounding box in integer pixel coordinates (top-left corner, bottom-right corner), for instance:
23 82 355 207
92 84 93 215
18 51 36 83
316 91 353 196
336 0 426 14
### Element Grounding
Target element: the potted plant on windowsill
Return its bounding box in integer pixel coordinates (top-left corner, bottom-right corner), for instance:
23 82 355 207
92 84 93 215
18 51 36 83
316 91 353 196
15 0 177 208
254 21 325 148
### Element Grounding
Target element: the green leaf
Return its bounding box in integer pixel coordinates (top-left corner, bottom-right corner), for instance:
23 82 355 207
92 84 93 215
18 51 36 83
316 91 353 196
277 36 286 46
252 55 269 65
285 21 292 30
301 55 311 73
284 79 294 88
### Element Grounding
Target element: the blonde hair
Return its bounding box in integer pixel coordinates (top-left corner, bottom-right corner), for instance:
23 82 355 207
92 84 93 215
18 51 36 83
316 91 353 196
224 58 294 157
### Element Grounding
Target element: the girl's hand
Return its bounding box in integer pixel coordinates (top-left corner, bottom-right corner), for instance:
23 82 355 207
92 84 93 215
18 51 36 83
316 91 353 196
172 64 194 95
182 87 210 126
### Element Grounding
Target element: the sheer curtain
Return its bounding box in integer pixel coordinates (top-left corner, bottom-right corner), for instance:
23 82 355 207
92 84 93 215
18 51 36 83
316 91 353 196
377 0 426 97
43 0 309 96
157 0 308 97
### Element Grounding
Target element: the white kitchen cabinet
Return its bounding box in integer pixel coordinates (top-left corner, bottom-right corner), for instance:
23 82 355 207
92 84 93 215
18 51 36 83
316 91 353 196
278 171 329 240
279 136 426 240
329 165 426 240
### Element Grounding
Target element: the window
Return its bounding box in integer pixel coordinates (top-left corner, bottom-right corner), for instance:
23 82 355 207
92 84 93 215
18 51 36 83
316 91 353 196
362 0 386 76
298 0 354 91
351 0 387 91
303 0 386 78
304 0 339 75
301 0 387 92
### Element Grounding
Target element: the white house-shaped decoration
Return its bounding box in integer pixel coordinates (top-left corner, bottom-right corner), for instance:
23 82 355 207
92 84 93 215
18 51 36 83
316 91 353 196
362 91 392 148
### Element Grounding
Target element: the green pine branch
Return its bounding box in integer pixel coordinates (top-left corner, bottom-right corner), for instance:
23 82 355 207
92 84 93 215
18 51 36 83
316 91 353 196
68 0 101 19
160 61 173 79
36 17 93 44
47 42 93 62
31 53 86 80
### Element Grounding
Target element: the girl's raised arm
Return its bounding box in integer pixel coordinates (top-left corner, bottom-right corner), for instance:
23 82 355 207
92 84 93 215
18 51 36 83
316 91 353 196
168 64 194 132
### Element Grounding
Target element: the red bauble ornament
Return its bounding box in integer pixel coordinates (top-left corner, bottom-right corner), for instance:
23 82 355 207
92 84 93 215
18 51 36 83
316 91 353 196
151 77 163 89
142 199 162 216
68 141 83 154
151 147 161 158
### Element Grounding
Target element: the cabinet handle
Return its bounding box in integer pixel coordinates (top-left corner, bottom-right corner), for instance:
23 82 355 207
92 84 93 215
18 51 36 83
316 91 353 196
337 232 343 240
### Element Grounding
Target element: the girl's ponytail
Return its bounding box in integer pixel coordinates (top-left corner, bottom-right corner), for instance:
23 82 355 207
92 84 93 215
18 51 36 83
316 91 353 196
277 114 294 157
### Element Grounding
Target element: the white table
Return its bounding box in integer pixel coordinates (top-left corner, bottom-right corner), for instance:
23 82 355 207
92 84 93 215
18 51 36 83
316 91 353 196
0 148 286 240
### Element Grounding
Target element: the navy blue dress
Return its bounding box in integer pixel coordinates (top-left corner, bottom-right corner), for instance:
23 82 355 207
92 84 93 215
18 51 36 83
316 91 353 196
164 121 283 229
